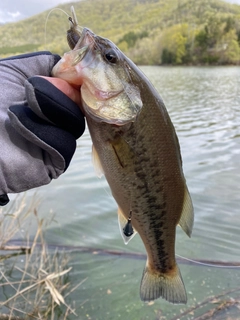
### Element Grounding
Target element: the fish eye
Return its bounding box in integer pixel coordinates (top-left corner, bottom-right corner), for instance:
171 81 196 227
105 50 118 64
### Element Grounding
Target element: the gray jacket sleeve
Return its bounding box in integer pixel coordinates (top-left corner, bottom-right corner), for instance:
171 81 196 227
0 52 85 203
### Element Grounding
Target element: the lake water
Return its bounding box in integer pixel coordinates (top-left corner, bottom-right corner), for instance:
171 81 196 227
2 66 240 319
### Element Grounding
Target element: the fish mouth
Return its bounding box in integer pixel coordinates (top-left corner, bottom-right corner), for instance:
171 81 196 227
74 28 95 51
69 28 95 66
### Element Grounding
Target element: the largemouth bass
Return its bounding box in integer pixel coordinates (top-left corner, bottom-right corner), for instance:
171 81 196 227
52 7 194 304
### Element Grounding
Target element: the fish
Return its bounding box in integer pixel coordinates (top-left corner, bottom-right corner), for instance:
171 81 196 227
52 6 194 304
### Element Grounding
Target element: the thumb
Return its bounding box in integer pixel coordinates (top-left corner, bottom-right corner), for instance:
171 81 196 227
40 76 82 107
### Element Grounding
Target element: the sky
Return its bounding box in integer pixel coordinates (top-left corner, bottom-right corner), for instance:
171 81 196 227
0 0 79 23
0 0 240 24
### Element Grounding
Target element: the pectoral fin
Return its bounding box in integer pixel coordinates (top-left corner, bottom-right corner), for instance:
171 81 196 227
92 144 104 178
178 186 194 237
118 207 137 245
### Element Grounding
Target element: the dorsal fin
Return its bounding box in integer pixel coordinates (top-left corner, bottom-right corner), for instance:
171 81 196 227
92 144 104 178
178 186 194 237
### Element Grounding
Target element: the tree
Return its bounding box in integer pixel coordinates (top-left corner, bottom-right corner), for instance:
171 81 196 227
219 29 240 64
160 24 188 64
173 32 187 63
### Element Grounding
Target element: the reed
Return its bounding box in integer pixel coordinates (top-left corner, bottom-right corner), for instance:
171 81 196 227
0 195 85 320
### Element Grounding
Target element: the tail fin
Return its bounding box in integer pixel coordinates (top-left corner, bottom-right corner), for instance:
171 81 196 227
140 263 187 304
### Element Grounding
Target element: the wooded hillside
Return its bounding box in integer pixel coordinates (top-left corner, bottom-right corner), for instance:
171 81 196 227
0 0 240 65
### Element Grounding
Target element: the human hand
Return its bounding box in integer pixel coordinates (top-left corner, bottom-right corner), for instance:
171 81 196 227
0 51 85 205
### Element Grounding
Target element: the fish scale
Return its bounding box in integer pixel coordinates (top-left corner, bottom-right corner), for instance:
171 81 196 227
52 7 194 304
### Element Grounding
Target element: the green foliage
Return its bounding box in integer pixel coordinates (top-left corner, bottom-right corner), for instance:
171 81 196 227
160 24 189 64
224 16 235 33
195 30 208 49
119 31 138 48
190 13 240 64
118 30 149 48
159 8 240 65
127 33 162 65
162 48 175 64
219 29 240 63
0 0 239 64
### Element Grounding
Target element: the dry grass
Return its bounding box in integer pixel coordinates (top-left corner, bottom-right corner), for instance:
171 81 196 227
0 195 36 251
0 195 86 320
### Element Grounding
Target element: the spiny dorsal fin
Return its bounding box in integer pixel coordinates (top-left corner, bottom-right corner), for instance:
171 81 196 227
118 207 137 245
92 144 104 178
178 186 194 237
